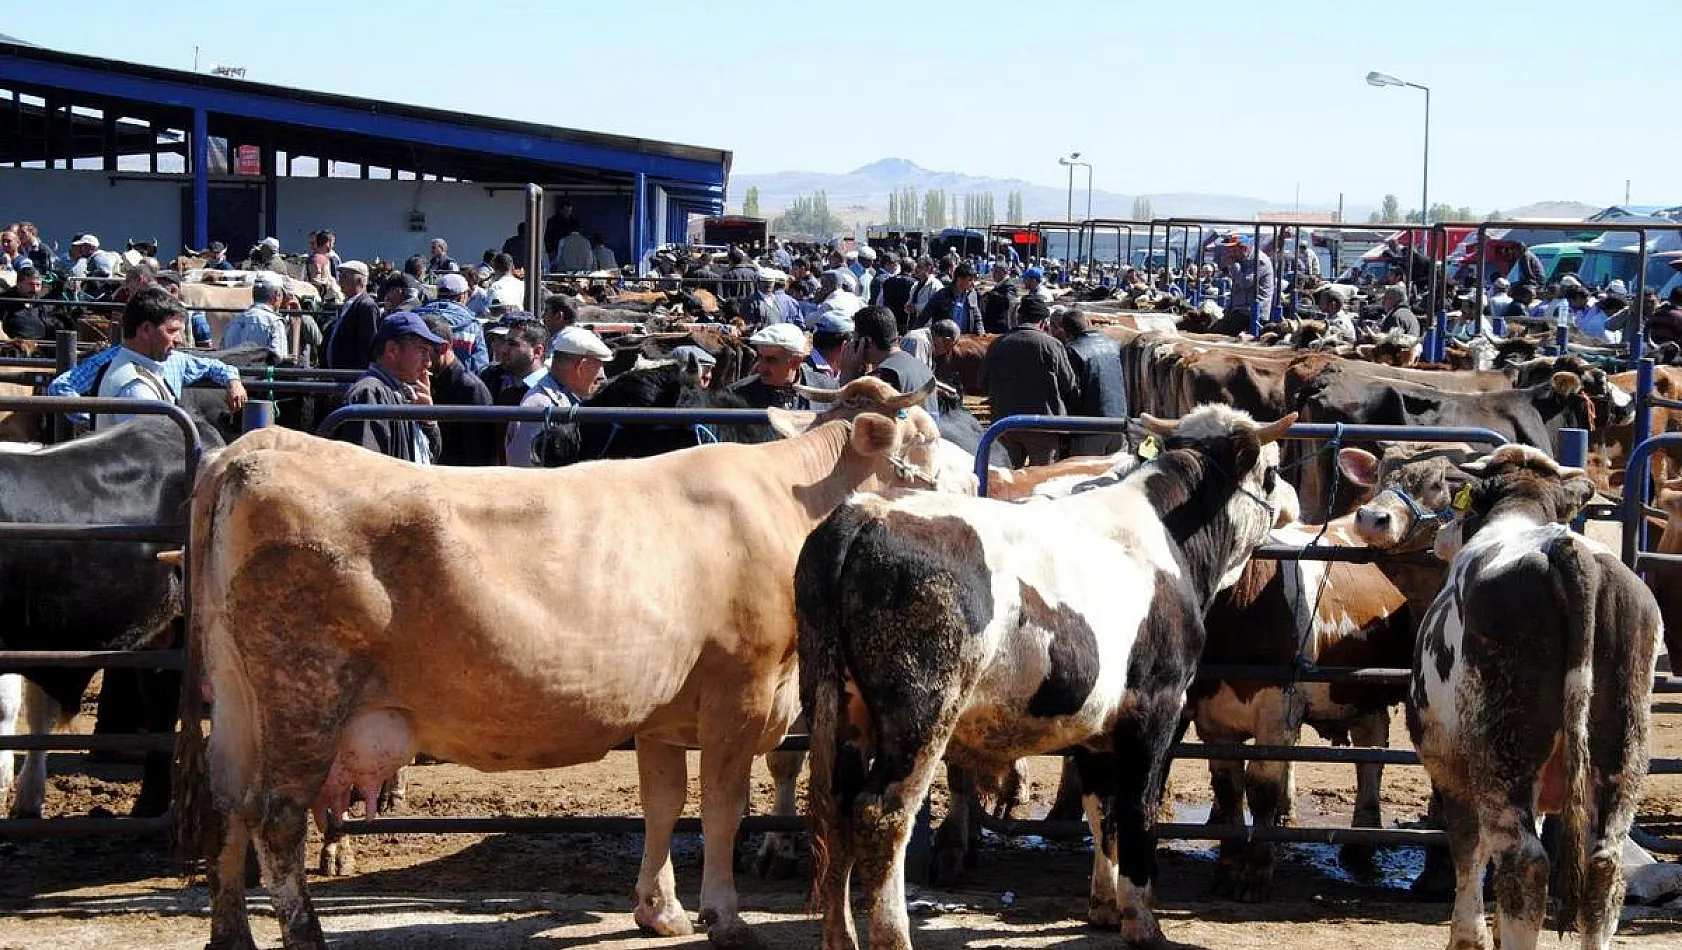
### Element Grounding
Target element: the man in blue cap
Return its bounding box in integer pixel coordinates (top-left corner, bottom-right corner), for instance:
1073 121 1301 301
1021 266 1053 304
807 312 854 386
336 311 450 463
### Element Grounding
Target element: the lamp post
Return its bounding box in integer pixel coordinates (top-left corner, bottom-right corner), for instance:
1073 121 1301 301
1057 152 1083 221
1365 71 1430 227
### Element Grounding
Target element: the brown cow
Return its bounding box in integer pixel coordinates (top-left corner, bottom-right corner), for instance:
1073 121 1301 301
184 378 955 950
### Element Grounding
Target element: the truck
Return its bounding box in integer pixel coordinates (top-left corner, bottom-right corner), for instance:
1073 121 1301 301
700 215 769 249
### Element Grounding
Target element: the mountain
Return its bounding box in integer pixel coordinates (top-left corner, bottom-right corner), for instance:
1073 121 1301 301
1501 200 1600 221
732 157 1364 228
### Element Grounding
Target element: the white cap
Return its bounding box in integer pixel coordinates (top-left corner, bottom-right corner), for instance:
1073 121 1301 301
857 246 877 262
748 322 811 356
1560 274 1583 289
549 326 613 361
339 260 369 278
253 272 287 291
436 273 469 295
72 234 100 249
260 236 281 251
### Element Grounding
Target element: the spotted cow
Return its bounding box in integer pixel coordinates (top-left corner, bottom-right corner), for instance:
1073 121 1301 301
1412 444 1659 950
796 405 1298 950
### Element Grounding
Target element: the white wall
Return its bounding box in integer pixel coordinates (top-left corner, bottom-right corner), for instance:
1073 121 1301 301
275 178 527 267
0 168 186 255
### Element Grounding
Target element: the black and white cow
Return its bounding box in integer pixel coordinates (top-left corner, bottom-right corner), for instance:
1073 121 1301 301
0 415 220 818
1411 444 1659 950
795 405 1297 950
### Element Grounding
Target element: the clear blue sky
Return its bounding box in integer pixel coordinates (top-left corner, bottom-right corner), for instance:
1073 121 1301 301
8 1 1674 212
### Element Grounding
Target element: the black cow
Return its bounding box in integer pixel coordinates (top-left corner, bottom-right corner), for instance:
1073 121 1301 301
1 414 222 819
531 361 776 467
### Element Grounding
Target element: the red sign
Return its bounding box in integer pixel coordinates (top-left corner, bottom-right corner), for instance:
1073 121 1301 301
234 145 261 176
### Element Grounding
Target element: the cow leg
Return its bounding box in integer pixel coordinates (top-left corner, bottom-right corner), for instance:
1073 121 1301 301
806 678 859 950
1341 709 1390 871
1234 689 1304 903
1202 739 1247 899
1485 803 1548 950
0 675 19 811
9 679 60 819
1047 755 1086 821
927 761 976 885
1110 705 1182 949
206 803 259 950
1076 751 1124 930
632 738 694 938
132 667 181 818
752 749 805 879
853 740 949 950
254 794 327 950
1412 789 1457 898
1441 793 1491 950
697 727 771 950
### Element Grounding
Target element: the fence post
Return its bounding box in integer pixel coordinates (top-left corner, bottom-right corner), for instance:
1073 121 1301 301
51 329 78 444
1558 427 1589 532
241 400 276 432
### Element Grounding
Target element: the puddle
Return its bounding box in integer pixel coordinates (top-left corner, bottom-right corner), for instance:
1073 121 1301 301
1164 800 1425 891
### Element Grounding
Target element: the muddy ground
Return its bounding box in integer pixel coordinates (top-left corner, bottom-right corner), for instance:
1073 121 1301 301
5 688 1682 949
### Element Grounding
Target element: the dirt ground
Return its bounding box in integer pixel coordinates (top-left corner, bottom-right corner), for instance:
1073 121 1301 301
6 688 1682 949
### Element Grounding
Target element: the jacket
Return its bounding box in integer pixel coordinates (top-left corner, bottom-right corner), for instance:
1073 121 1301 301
871 349 939 417
336 365 441 464
1064 330 1129 456
980 326 1079 419
920 284 981 334
324 293 383 370
430 359 497 466
980 281 1019 334
727 366 836 410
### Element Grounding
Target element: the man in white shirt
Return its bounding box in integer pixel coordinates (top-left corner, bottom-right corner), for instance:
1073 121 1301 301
487 253 525 310
906 256 945 325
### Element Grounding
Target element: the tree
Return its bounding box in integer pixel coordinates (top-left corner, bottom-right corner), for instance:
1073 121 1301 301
1367 211 1382 224
924 190 947 231
741 186 760 218
1131 196 1154 221
1006 190 1025 224
1380 194 1401 223
770 189 845 238
888 191 900 226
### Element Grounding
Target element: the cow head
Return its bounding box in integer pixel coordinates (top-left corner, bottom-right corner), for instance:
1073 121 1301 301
1343 443 1478 551
1431 444 1596 560
1139 406 1300 596
770 377 954 493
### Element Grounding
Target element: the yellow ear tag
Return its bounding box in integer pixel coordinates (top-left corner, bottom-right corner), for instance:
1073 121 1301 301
1138 436 1160 461
1452 483 1473 512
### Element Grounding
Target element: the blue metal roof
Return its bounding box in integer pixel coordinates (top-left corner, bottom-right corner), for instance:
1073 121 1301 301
0 40 729 191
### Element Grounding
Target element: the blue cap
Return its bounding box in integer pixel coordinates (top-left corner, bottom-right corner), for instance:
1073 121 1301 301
374 311 449 346
1023 266 1044 281
814 312 855 335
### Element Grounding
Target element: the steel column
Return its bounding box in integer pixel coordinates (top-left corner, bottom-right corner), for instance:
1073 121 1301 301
632 172 648 277
191 107 209 251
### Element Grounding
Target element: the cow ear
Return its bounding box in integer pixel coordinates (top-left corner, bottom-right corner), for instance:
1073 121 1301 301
1337 447 1381 489
1560 472 1598 516
1551 371 1583 397
849 413 899 457
766 408 816 439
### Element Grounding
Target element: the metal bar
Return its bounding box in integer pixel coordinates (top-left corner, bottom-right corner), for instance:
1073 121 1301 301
0 650 185 671
524 183 544 312
1250 544 1390 563
0 396 201 483
0 814 172 838
978 814 1446 846
0 522 183 542
1622 430 1682 567
51 328 76 443
238 380 346 395
1195 664 1409 685
319 403 770 436
1176 744 1416 765
0 734 174 752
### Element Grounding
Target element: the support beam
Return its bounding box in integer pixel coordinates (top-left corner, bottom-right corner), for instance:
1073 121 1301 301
191 107 209 251
101 109 116 171
632 171 648 276
262 128 277 240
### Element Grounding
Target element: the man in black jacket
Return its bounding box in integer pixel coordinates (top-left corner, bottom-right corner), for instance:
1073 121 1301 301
337 311 448 463
324 260 382 369
980 263 1019 334
920 262 981 333
720 247 760 301
1050 309 1128 456
873 254 916 331
853 306 938 417
980 295 1078 466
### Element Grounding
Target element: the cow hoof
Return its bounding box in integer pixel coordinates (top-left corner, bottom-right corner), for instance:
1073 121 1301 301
8 806 42 820
700 912 765 950
1087 899 1124 931
634 897 693 937
924 845 968 887
1232 873 1273 903
317 843 355 877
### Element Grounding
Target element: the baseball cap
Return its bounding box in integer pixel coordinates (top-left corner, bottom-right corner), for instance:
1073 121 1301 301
748 322 811 355
1605 279 1629 300
814 312 856 335
549 326 613 360
374 311 449 346
1023 266 1045 281
339 260 369 278
436 273 469 295
72 234 100 249
260 237 280 251
486 311 539 336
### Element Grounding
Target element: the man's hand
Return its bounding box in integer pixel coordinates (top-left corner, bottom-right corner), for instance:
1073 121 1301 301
225 379 248 412
411 370 434 406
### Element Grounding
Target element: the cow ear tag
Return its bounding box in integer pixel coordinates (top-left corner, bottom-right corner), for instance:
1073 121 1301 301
1138 436 1160 461
1452 483 1473 513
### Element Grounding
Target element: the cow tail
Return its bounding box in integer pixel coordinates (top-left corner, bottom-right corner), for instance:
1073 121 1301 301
172 458 220 869
1552 536 1597 933
794 504 874 914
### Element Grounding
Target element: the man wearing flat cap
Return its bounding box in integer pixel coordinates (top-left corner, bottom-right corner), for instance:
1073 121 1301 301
668 344 717 388
728 323 836 410
337 311 450 464
505 326 613 467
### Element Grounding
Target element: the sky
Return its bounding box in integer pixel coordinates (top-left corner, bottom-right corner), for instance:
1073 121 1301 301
7 1 1676 213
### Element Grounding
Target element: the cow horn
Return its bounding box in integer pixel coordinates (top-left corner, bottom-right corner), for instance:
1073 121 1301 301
1255 412 1298 445
156 549 184 566
792 383 840 403
883 378 938 412
1139 413 1178 436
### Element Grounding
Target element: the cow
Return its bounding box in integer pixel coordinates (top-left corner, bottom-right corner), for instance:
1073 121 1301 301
0 415 221 819
1646 477 1682 670
182 377 954 950
1411 444 1659 950
796 405 1298 950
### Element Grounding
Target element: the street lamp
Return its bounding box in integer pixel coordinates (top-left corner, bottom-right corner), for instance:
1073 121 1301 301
1365 70 1430 227
1058 153 1092 222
